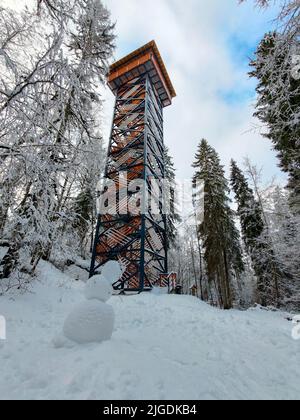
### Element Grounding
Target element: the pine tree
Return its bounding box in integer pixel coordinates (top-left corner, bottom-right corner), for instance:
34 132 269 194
164 146 181 250
192 140 244 310
250 32 300 213
230 160 286 307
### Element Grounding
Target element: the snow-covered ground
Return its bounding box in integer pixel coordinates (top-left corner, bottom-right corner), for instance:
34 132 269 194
0 260 299 400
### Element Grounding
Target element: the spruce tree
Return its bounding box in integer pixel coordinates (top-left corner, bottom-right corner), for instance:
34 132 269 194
192 140 244 309
250 32 300 213
164 146 181 250
230 160 285 307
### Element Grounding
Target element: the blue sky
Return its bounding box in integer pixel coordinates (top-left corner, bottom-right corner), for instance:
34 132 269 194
101 0 285 185
3 0 285 185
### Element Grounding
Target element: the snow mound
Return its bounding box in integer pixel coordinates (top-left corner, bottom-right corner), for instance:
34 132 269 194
52 334 76 349
85 275 112 302
63 300 114 344
61 260 118 345
152 287 169 295
1 260 300 400
100 260 123 284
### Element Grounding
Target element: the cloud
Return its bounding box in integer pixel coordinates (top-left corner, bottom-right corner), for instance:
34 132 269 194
102 0 284 184
1 0 285 185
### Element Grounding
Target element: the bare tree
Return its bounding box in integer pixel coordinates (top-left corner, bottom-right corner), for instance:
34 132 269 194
0 0 115 282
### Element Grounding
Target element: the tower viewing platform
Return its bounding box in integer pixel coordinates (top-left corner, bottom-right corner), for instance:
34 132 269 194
107 40 176 107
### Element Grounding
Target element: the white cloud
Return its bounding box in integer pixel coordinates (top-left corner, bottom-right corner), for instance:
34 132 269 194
1 0 284 184
102 0 284 184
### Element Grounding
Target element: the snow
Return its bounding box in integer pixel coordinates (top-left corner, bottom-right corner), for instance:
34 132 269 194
62 300 114 345
0 260 299 400
85 275 113 302
100 260 123 284
62 269 115 345
0 247 7 260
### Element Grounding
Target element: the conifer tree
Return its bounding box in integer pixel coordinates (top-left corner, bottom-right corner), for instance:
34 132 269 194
192 140 244 309
250 32 300 213
230 160 285 307
164 146 181 250
262 185 300 310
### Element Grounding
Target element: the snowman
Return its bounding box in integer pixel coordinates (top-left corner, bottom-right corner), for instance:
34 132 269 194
60 261 123 345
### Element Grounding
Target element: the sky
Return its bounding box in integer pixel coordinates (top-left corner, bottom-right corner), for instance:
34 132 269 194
2 0 284 185
100 0 283 185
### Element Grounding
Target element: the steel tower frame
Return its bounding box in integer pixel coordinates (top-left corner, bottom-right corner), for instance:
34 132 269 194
90 41 176 292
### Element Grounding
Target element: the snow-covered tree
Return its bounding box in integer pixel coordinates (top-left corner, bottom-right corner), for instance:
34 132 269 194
0 0 114 281
250 31 300 213
164 146 181 250
259 184 300 310
71 138 106 258
230 160 287 307
192 139 245 309
243 0 300 214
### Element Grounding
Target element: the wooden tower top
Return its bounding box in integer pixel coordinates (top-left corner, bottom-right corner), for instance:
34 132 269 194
107 40 176 108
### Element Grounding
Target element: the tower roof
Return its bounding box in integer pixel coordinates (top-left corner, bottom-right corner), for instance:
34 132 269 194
107 41 176 107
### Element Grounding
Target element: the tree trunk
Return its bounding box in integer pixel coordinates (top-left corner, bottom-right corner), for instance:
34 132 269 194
0 204 9 237
223 250 232 310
